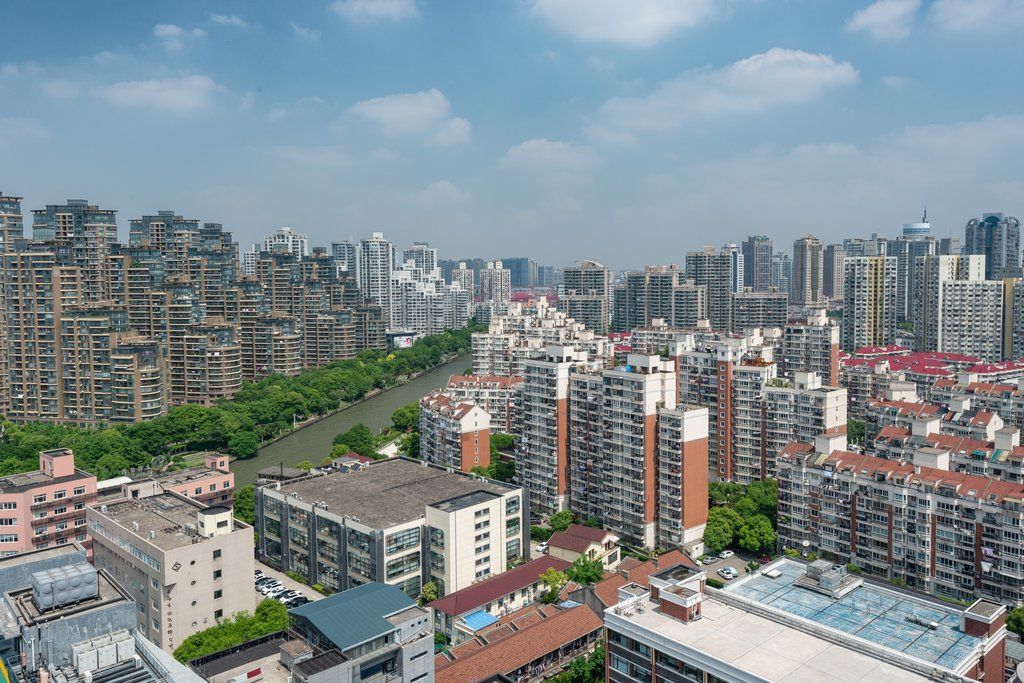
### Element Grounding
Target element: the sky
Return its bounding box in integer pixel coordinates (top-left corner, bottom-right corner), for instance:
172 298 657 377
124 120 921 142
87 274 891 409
1 0 1023 269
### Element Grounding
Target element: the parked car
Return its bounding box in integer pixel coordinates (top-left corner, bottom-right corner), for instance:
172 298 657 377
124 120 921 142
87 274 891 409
718 550 735 559
702 556 719 565
255 577 276 588
267 586 290 599
260 581 282 595
286 597 310 608
757 556 772 565
717 567 738 580
534 542 548 554
276 590 299 603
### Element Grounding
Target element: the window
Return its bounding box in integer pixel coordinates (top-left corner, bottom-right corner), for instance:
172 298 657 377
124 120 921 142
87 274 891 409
505 496 520 515
214 609 223 619
385 528 420 555
53 490 66 500
214 590 223 599
0 534 19 543
0 518 16 527
151 578 159 590
385 552 421 579
212 549 222 559
73 486 86 496
208 485 215 492
33 495 46 504
74 502 85 510
0 502 16 510
222 481 230 489
194 488 202 495
213 570 222 580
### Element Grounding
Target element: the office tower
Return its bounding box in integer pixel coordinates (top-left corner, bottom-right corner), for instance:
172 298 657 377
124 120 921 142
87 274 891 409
261 225 309 256
359 231 395 321
770 252 792 294
479 260 512 303
560 259 611 333
791 235 824 305
501 257 538 288
965 212 1022 279
782 307 841 385
685 248 735 332
842 256 897 351
888 216 937 322
741 235 773 291
938 236 961 255
32 199 118 302
912 254 988 353
403 241 439 275
537 265 556 286
418 390 492 472
721 243 744 294
331 239 360 286
823 243 845 301
88 493 255 652
255 458 527 596
0 193 24 411
519 345 587 515
730 290 788 331
451 261 475 300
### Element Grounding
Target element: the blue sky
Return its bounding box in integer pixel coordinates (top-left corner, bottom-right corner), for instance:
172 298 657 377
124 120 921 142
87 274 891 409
1 0 1023 267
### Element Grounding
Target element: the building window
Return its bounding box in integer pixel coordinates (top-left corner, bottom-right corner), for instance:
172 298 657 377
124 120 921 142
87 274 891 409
53 490 66 500
0 502 16 510
385 528 420 555
194 488 202 495
33 495 46 504
0 518 16 526
213 549 222 559
213 570 222 580
73 486 86 496
214 590 223 599
222 481 230 489
214 609 223 619
151 578 158 590
385 552 421 579
505 497 520 515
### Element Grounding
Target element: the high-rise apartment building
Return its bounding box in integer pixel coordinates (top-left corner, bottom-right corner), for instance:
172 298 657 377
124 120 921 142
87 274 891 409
403 241 438 275
791 234 824 305
823 243 845 301
842 256 897 351
685 248 735 332
261 226 309 256
730 290 788 331
782 307 841 385
888 217 937 322
478 260 511 304
0 193 24 412
770 251 792 295
721 243 744 294
741 235 772 291
32 199 118 303
359 231 395 320
500 257 537 288
911 254 1001 358
965 212 1022 279
560 259 611 334
451 261 475 301
419 389 492 472
330 239 360 286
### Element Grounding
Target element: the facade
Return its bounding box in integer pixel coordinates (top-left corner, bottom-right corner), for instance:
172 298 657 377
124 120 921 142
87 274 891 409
791 234 824 305
965 212 1022 279
560 259 611 334
87 492 256 652
685 248 734 332
547 524 622 570
261 226 309 257
782 307 841 386
823 242 845 301
0 449 96 557
254 458 528 597
842 255 897 351
741 235 772 292
730 289 788 331
444 374 522 433
478 260 511 305
418 390 491 472
912 254 987 353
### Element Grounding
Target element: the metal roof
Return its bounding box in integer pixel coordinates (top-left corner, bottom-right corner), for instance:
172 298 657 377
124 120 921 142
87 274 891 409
290 583 416 651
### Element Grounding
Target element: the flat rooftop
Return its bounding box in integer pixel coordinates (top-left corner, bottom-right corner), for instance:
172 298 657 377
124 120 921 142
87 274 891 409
722 559 980 673
0 468 92 494
269 458 516 529
611 592 933 682
98 492 246 551
1 569 132 639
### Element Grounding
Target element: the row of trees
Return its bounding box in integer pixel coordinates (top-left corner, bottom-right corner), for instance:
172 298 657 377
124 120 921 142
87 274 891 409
172 599 287 663
704 480 777 554
0 327 476 480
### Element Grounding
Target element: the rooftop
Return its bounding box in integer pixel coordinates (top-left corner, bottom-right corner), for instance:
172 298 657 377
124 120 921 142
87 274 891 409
268 458 517 529
95 492 246 551
430 556 571 617
547 524 617 554
290 583 422 652
0 468 92 494
722 559 981 673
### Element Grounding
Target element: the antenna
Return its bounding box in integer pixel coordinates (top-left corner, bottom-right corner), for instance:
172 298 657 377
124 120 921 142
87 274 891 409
922 207 928 223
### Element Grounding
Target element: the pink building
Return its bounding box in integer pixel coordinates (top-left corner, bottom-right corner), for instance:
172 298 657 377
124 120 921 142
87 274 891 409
0 449 97 557
110 453 235 507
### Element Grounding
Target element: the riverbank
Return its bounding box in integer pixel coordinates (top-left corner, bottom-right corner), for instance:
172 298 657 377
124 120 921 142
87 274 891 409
230 353 469 484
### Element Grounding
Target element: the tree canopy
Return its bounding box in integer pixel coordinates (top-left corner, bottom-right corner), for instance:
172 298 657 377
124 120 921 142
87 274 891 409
391 402 419 431
233 485 255 525
703 480 778 553
172 599 287 663
566 557 605 585
539 567 568 603
549 510 576 533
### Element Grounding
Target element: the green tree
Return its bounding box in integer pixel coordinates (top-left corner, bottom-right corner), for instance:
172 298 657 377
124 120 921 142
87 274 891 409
704 507 744 553
549 510 575 533
400 431 421 458
491 433 515 451
848 419 865 445
419 581 439 605
530 525 553 542
335 423 375 457
233 485 255 525
566 557 605 585
227 431 260 458
584 516 602 528
709 481 744 506
391 403 419 431
296 460 315 471
172 599 287 663
1008 607 1024 637
539 567 568 603
743 479 777 525
736 514 776 552
329 443 351 457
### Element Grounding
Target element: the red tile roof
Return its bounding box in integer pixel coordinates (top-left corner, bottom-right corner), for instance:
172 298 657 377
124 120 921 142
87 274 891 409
590 549 698 608
547 524 616 554
435 606 602 683
429 556 571 617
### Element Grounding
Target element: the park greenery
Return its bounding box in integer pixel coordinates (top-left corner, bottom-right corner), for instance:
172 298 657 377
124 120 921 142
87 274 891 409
847 418 865 445
0 327 475 480
703 480 777 554
172 599 288 663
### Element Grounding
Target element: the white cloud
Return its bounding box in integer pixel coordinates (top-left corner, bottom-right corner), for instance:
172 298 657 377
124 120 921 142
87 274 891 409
500 138 599 171
209 14 251 29
332 0 418 21
413 180 468 204
883 74 908 88
240 91 257 110
267 95 324 123
153 24 206 50
530 0 714 46
91 51 120 64
273 145 351 168
347 88 470 144
1 61 44 78
291 23 322 43
846 0 921 40
588 48 858 142
92 75 220 115
39 79 81 100
929 0 1024 31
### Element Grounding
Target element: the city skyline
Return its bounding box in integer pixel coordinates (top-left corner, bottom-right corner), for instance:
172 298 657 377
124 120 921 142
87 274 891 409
2 1 1022 266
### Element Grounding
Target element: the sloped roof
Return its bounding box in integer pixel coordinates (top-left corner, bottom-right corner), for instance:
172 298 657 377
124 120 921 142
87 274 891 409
290 583 415 651
429 556 570 617
547 524 617 554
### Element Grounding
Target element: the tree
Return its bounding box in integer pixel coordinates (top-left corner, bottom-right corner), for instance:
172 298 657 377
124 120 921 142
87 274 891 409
172 599 287 663
419 581 438 605
296 460 315 471
566 557 605 585
329 443 351 458
335 423 375 457
539 567 568 603
584 516 602 528
848 419 865 445
549 510 575 533
400 431 421 459
1008 607 1024 638
704 507 744 553
233 485 255 525
391 403 419 431
320 456 333 466
709 481 744 506
227 431 260 458
743 479 777 525
736 514 776 552
530 525 553 542
491 433 515 452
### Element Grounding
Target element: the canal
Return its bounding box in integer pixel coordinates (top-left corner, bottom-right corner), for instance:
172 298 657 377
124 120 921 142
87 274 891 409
232 354 470 485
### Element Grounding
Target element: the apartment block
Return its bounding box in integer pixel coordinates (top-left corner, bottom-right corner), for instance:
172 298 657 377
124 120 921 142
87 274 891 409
255 458 528 598
782 307 841 385
842 255 897 351
931 377 1024 431
444 374 522 433
873 425 1024 484
560 259 611 334
730 289 788 332
778 443 1024 606
0 449 96 556
478 260 511 304
419 390 491 472
656 406 710 553
685 248 735 332
87 492 256 652
741 235 772 292
791 234 824 305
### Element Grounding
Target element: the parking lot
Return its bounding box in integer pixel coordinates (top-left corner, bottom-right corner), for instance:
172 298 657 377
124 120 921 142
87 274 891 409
254 561 324 604
699 550 765 584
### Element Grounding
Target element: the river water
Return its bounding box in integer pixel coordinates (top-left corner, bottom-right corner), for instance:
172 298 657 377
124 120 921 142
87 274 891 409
232 355 469 485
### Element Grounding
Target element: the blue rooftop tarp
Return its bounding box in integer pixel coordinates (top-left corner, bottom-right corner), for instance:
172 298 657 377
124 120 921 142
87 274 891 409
459 609 499 632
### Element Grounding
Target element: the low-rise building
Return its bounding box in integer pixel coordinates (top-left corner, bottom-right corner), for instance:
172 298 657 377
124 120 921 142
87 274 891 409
419 390 492 473
87 492 255 653
255 458 528 598
0 449 96 557
547 524 621 570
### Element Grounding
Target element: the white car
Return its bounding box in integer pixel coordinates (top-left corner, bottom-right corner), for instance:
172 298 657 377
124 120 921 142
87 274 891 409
718 550 735 559
717 567 738 580
534 543 548 554
267 585 290 598
259 581 282 595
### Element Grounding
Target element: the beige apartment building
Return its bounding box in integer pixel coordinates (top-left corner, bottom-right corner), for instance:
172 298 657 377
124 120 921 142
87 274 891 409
87 492 255 653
